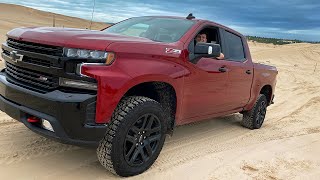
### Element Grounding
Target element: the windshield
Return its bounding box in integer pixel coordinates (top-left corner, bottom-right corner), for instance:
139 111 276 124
103 17 196 43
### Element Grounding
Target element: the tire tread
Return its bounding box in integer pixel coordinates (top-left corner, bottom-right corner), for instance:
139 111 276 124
241 94 267 129
97 96 158 176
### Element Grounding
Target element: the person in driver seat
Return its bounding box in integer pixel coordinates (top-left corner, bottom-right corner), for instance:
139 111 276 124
195 33 207 43
195 33 224 60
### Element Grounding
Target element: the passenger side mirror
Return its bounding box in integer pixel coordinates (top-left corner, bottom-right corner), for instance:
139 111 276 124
194 43 221 57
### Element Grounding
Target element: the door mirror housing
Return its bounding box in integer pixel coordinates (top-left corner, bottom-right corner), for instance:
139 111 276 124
194 43 221 57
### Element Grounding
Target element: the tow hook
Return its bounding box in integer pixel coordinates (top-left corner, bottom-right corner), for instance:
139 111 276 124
27 116 40 123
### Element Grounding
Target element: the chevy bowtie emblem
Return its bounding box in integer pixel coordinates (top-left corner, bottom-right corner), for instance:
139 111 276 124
10 51 24 63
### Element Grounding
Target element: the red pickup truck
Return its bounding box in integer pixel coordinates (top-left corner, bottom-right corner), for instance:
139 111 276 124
0 15 277 176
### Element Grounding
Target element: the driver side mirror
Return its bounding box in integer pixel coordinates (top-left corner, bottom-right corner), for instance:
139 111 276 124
194 43 221 57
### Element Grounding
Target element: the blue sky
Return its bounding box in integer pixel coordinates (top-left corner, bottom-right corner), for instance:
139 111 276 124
1 0 320 41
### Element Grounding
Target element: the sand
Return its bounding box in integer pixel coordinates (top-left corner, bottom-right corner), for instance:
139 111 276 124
0 3 320 180
0 3 107 43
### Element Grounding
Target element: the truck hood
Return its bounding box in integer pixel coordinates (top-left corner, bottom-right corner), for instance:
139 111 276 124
7 27 154 51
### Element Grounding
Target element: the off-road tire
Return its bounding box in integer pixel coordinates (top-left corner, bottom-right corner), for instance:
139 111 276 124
241 94 267 129
97 96 166 177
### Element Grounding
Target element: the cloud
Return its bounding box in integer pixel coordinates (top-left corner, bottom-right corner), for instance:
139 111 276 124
0 0 319 41
47 0 71 5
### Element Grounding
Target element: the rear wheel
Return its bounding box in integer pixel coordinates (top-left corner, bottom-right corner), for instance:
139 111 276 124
97 96 166 177
241 94 267 129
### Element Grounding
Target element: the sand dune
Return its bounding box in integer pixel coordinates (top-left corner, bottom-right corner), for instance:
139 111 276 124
0 3 320 180
0 3 108 43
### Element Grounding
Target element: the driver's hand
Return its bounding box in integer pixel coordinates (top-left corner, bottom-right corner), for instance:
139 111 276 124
216 53 224 60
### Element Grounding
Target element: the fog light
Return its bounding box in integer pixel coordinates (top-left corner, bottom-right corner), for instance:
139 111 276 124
42 119 54 132
59 78 97 90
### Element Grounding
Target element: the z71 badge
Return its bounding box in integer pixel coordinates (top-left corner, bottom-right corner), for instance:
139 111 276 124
165 48 181 54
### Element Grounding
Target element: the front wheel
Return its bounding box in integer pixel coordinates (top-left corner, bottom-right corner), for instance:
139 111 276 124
241 94 268 129
97 96 166 177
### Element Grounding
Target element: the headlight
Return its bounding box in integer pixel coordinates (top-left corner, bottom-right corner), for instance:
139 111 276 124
63 48 114 62
63 48 116 77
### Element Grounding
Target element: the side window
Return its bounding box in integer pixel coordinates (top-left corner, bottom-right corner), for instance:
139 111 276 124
224 31 245 61
188 26 221 63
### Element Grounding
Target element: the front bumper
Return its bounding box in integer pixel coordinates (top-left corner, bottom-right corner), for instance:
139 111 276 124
0 72 107 146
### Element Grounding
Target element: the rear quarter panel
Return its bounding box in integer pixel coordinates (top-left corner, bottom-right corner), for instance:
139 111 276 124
244 63 278 110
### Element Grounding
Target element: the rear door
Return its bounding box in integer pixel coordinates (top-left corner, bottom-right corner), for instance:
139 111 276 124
221 30 254 110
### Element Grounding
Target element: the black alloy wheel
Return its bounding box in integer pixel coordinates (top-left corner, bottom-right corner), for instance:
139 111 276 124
124 113 162 166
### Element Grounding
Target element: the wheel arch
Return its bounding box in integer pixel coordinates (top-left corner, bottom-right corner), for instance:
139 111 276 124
259 84 273 105
122 81 178 133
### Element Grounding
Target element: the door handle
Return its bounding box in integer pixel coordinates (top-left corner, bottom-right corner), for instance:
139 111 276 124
218 67 227 72
246 70 252 74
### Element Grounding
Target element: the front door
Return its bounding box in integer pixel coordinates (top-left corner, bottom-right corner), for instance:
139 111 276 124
181 57 230 121
179 25 233 123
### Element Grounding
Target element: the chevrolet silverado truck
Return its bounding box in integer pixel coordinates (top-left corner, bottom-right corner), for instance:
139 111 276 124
0 15 277 176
